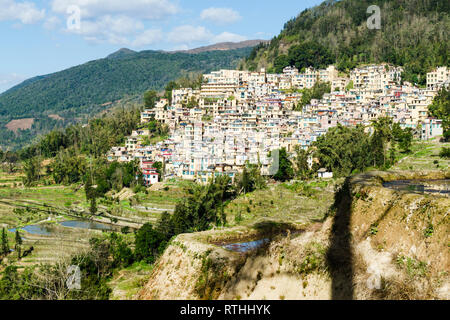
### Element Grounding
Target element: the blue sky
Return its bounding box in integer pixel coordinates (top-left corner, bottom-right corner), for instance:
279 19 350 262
0 0 323 93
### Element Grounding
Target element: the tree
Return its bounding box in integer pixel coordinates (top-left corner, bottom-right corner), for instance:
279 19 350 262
439 147 450 159
134 223 166 263
184 97 199 109
143 90 158 109
313 124 372 177
38 130 68 157
296 81 331 109
164 81 179 105
294 145 310 179
371 117 394 167
148 120 169 137
50 152 86 185
14 231 22 259
398 128 413 153
156 212 175 239
85 174 98 215
1 228 9 256
108 233 134 267
234 164 266 194
168 176 235 234
287 42 333 71
345 80 354 91
153 161 163 179
89 198 97 215
22 156 42 187
236 166 252 194
428 88 450 142
273 148 294 182
392 123 413 153
274 55 290 73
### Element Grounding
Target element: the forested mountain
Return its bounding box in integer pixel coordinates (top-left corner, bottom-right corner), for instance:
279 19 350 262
244 0 449 83
0 46 253 150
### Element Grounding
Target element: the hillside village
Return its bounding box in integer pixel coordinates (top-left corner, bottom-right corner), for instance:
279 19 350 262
107 65 449 185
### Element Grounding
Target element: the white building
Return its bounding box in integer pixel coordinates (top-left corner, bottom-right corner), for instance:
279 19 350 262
427 67 450 90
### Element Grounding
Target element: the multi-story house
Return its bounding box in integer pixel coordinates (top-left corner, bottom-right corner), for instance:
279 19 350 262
427 66 450 90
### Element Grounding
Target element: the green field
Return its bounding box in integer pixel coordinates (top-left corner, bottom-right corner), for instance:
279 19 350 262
0 177 196 272
224 179 337 227
392 137 449 171
108 261 154 300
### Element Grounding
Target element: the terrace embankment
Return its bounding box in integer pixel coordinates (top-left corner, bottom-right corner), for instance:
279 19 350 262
139 170 449 300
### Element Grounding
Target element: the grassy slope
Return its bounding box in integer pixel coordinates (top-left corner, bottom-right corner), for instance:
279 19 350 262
391 137 449 171
224 180 337 227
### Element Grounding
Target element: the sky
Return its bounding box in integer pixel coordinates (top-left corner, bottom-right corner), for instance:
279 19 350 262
0 0 324 93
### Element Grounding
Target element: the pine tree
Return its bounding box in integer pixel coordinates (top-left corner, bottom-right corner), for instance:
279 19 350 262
1 228 10 256
15 230 22 259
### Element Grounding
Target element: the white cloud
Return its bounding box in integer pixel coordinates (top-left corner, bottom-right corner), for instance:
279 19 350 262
167 25 213 44
200 7 241 25
49 1 178 46
213 32 247 43
34 1 246 48
0 0 45 24
43 16 62 30
51 0 178 20
66 15 145 45
166 25 248 48
132 29 163 47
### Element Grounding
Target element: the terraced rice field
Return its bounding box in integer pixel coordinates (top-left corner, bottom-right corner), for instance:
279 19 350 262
224 180 337 227
0 169 23 188
392 138 449 171
0 184 88 227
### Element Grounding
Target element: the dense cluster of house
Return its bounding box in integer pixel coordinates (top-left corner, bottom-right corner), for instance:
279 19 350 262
107 65 449 185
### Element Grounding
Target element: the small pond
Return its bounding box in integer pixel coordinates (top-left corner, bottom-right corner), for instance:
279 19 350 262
59 220 118 231
9 224 55 236
9 219 118 236
382 179 449 195
221 238 270 253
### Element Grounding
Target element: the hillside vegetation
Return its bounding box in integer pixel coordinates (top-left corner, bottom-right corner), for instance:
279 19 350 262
244 0 449 83
0 47 253 150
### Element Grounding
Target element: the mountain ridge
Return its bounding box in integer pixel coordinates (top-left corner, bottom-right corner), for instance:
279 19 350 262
171 40 270 54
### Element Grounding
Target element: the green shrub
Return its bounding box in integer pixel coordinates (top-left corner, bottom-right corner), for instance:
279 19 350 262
235 212 242 224
424 223 434 238
134 223 167 264
439 148 450 159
